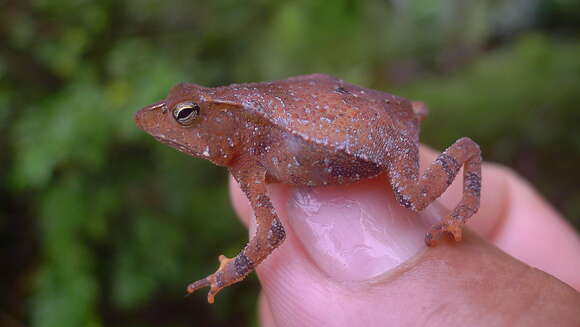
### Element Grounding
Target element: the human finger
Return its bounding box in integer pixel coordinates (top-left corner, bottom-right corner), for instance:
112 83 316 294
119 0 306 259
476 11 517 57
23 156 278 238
230 176 580 326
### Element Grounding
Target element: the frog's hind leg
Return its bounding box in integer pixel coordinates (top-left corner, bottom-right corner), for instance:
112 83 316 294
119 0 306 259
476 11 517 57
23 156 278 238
387 137 482 246
186 164 286 303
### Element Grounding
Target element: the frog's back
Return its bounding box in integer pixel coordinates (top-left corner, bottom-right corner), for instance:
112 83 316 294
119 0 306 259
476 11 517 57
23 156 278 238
213 74 420 164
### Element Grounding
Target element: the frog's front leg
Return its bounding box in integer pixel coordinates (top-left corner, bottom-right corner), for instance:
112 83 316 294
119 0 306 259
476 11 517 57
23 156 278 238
186 162 286 303
388 137 482 246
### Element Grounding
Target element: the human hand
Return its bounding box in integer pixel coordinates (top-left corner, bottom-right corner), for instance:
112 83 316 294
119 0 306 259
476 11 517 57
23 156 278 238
230 146 580 327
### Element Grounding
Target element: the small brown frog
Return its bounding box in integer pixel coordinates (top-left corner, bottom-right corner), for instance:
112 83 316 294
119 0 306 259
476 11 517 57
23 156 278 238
135 74 481 303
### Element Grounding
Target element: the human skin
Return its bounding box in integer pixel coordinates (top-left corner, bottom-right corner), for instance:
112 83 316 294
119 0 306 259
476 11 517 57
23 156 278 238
230 146 580 327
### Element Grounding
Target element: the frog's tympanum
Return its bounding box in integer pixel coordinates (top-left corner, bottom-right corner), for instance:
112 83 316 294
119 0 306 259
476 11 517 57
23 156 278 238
135 74 481 303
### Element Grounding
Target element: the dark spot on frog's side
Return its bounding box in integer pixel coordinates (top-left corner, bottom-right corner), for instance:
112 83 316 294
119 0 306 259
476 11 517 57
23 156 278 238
326 159 381 179
335 86 350 95
250 142 270 156
398 195 413 209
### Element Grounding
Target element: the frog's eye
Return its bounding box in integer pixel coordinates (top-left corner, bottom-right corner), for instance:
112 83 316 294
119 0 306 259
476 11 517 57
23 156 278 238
173 101 200 125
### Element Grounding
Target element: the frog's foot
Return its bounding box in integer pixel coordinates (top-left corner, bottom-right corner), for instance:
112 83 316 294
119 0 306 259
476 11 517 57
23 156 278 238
425 216 464 247
186 254 236 304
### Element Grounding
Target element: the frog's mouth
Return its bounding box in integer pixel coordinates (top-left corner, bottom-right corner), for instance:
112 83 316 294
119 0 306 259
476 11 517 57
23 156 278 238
153 135 197 157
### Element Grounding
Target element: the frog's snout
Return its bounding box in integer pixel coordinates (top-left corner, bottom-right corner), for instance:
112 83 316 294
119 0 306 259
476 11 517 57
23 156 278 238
135 101 166 130
134 108 148 130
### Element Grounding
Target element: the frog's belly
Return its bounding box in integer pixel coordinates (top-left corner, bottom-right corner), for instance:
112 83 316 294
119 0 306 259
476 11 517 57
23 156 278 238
262 132 382 186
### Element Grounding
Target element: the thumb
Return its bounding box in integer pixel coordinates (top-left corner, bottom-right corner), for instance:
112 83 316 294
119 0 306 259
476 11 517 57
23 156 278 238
230 176 580 327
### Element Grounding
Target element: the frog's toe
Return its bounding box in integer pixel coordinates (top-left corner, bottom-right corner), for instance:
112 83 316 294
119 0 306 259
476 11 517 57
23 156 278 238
186 277 211 297
186 272 224 304
447 223 463 241
425 218 464 247
186 254 237 303
425 224 443 247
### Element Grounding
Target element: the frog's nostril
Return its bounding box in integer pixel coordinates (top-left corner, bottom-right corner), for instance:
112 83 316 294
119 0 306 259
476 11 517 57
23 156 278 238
147 101 166 112
135 101 166 129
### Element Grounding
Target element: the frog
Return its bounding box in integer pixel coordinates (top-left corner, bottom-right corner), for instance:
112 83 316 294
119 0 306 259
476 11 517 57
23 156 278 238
134 74 482 304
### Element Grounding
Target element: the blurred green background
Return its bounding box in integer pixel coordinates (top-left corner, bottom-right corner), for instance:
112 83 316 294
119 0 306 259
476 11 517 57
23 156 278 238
1 0 579 326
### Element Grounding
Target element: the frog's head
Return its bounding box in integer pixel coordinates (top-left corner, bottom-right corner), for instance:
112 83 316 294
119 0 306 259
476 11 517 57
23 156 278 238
135 83 240 166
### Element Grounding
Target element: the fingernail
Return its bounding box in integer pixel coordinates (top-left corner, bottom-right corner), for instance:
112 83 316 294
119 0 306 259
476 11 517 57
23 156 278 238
287 179 444 281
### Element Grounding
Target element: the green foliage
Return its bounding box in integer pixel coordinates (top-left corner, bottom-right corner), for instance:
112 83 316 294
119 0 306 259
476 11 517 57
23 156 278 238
1 0 579 326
